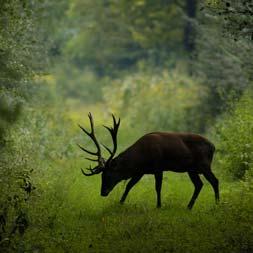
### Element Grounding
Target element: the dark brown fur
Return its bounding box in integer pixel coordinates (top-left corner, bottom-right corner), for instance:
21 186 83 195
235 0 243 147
101 132 219 209
116 132 214 174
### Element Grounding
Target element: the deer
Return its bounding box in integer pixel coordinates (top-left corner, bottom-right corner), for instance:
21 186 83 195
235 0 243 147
78 113 219 209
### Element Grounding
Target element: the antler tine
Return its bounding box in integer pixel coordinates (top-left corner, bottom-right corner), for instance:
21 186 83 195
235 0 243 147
103 114 120 138
88 112 95 134
102 114 121 163
101 143 113 155
81 166 102 176
87 112 101 155
77 144 97 156
78 113 95 138
81 168 93 176
78 124 90 137
112 113 116 126
85 157 99 162
78 113 104 166
111 114 120 129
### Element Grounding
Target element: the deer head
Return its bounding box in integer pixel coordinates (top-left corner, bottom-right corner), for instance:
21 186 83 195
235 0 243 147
78 113 121 195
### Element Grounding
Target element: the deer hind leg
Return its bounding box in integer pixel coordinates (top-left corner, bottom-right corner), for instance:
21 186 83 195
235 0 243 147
203 170 219 204
187 172 203 210
154 172 163 208
120 174 143 204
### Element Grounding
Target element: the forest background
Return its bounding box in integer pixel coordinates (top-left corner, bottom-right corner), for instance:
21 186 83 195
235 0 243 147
1 0 253 252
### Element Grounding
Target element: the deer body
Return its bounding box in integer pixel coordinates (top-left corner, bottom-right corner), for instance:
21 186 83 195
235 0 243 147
79 114 219 209
114 132 214 174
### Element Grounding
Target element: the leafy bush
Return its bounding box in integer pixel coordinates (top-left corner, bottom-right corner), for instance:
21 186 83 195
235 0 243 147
103 67 206 134
212 91 253 180
0 92 77 251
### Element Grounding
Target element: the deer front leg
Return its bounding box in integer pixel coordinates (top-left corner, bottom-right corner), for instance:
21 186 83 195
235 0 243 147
120 174 143 204
154 172 163 208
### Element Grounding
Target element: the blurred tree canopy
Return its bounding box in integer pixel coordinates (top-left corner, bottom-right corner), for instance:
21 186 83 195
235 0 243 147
1 0 253 134
0 0 69 143
64 0 187 75
193 0 253 126
205 0 253 41
0 0 36 142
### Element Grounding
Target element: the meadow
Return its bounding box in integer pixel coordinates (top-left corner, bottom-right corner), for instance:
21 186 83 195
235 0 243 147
17 101 253 252
23 158 253 253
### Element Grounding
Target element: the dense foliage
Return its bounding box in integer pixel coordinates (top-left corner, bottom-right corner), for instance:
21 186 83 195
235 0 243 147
103 66 205 133
65 0 185 74
212 92 253 180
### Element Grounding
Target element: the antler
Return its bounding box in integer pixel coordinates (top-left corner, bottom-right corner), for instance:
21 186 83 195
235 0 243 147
78 113 104 175
81 165 102 176
102 114 120 164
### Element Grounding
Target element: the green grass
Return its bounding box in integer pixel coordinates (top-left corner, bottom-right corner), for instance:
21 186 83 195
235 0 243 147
23 159 253 253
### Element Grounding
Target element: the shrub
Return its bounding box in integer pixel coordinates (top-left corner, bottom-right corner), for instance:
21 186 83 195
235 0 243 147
0 92 77 251
211 91 253 180
103 67 206 134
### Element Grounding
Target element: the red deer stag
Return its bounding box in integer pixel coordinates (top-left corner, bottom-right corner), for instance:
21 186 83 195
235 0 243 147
78 113 219 209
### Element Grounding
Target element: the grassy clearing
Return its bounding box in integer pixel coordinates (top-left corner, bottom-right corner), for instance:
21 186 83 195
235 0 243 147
22 159 253 253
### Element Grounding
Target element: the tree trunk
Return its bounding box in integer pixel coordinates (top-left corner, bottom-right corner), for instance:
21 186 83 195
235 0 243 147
184 0 197 52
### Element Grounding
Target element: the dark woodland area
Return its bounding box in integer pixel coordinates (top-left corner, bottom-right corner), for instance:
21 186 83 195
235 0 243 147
0 0 253 252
